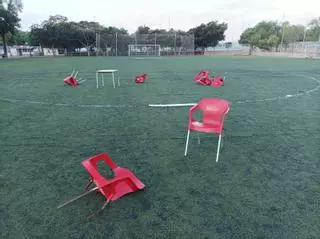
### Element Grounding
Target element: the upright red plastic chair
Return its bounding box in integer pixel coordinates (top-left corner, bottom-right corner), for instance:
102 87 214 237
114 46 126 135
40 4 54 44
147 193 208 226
135 73 148 83
57 153 145 216
184 98 230 162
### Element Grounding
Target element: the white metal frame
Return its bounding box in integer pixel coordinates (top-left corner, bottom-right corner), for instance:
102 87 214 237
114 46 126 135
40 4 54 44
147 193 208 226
96 69 120 89
184 130 224 162
128 44 161 57
149 103 196 107
184 107 229 163
70 70 79 79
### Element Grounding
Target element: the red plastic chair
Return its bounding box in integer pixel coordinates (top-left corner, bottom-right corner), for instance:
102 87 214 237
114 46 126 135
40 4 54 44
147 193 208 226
64 76 79 86
194 71 212 86
184 98 230 162
57 153 145 216
135 73 148 83
210 76 224 87
82 153 145 210
64 70 79 87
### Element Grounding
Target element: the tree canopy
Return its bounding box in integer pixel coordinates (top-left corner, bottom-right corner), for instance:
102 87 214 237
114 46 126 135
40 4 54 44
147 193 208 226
0 0 22 57
239 18 320 53
239 21 281 52
188 21 228 49
306 17 320 41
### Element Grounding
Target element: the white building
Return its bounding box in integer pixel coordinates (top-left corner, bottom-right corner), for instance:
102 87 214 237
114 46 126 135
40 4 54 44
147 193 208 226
0 45 58 58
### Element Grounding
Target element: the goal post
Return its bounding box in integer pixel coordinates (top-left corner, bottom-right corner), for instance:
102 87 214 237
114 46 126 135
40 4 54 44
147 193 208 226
128 44 161 57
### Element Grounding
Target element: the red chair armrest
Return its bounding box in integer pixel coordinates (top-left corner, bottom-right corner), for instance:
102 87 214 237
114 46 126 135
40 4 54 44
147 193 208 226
189 104 199 123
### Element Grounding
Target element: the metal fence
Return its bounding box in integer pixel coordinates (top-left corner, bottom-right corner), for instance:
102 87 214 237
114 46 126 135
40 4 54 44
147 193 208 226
278 42 320 58
203 41 320 58
96 33 195 56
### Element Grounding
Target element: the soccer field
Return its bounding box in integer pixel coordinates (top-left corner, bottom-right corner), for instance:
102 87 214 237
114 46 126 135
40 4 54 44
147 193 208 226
1 56 319 238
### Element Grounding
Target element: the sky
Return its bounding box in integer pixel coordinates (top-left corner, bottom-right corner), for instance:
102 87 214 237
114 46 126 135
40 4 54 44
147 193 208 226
19 0 320 41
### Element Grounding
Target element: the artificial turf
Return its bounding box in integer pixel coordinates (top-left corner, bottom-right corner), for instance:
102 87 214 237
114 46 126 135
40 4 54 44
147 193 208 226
0 55 319 239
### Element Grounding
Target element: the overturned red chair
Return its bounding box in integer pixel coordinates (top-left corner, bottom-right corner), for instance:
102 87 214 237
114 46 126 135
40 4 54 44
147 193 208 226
184 98 230 162
57 153 145 216
210 76 224 87
135 73 148 83
64 70 79 87
194 71 212 86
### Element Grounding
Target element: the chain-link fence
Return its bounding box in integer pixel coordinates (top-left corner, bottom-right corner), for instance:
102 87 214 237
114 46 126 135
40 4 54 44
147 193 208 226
96 33 194 56
278 42 320 58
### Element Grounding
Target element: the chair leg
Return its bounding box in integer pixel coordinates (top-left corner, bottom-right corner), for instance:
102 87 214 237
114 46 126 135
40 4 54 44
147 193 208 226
85 178 93 191
88 199 111 219
96 73 99 88
184 129 191 156
112 73 115 88
197 132 200 145
57 186 99 209
102 74 105 87
216 134 222 163
221 133 224 149
117 76 120 86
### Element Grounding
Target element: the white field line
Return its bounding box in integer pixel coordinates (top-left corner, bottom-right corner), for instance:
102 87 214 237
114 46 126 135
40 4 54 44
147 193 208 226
236 76 320 104
0 97 132 108
148 76 320 107
148 103 197 107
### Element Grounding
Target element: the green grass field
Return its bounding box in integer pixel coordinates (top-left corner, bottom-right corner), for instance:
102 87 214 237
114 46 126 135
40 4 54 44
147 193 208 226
1 56 319 239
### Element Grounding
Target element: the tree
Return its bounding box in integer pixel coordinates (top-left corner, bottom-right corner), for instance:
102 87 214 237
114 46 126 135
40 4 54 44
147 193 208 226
239 21 281 54
7 30 29 45
1 0 22 10
136 25 150 34
282 23 305 43
188 21 228 50
99 26 129 55
306 17 320 41
0 0 22 58
30 16 116 55
239 28 260 54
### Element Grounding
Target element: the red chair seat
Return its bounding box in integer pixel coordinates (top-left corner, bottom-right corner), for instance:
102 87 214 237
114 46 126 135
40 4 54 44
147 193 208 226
189 121 222 134
81 153 145 202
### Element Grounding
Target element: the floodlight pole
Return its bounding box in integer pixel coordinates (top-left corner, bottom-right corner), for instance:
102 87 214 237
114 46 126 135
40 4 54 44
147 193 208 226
192 34 195 55
155 32 157 56
115 32 118 56
95 33 98 56
280 23 285 52
303 26 307 57
175 32 177 54
0 17 7 58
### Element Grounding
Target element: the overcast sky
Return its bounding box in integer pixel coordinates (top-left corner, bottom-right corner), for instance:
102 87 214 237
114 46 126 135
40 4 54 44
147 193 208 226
20 0 319 41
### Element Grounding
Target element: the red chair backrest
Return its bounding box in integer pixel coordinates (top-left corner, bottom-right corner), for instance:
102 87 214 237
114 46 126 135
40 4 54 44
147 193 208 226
197 98 230 126
135 74 147 83
194 71 209 82
81 153 145 202
194 71 213 85
211 76 224 87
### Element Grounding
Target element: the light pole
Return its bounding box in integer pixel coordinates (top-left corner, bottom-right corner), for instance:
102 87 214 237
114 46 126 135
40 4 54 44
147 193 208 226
0 17 5 58
303 26 308 58
279 14 285 52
